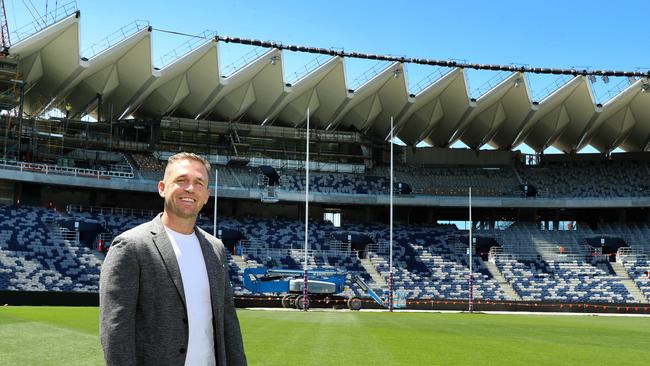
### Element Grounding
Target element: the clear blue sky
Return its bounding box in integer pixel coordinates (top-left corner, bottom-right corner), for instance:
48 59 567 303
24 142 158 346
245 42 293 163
6 0 650 152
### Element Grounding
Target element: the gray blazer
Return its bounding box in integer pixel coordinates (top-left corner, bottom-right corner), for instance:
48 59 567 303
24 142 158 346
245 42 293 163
99 214 247 366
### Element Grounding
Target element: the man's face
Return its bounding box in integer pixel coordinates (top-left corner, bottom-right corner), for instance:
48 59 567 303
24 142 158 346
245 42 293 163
158 159 211 221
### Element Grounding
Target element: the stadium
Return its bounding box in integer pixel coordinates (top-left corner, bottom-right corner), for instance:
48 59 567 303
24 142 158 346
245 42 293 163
1 1 650 365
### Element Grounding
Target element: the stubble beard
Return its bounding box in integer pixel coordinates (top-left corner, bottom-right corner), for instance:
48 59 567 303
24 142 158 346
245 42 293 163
165 199 201 222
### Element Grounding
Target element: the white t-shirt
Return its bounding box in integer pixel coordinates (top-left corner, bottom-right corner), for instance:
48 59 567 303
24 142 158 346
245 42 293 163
165 227 216 366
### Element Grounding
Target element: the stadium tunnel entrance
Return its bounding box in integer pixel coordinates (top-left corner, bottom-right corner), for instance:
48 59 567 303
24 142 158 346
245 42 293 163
459 235 501 260
586 237 629 262
332 232 374 259
216 228 247 255
59 219 108 249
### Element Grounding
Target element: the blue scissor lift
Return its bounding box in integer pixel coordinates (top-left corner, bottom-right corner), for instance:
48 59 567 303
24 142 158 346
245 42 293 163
243 267 405 310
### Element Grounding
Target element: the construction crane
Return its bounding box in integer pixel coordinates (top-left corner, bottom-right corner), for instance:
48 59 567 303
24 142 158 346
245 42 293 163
0 0 10 52
0 0 65 51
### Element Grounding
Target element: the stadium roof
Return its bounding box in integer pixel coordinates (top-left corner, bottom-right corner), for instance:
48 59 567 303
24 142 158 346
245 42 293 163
8 12 650 153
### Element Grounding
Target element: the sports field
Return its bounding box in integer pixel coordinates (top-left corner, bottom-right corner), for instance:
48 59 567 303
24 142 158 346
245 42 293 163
1 307 649 365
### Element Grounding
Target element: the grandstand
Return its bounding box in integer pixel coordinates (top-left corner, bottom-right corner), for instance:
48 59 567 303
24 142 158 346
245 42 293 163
1 5 650 311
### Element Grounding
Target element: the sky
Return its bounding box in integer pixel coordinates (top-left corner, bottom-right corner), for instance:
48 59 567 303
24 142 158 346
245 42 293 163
5 0 650 152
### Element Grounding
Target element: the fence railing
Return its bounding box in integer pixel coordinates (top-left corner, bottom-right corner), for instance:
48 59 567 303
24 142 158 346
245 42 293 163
617 247 646 262
99 232 114 244
241 247 355 260
58 227 79 244
367 241 389 255
488 246 504 262
293 128 360 143
532 74 574 102
287 54 331 85
66 204 157 217
0 159 134 179
10 1 78 44
156 30 217 69
221 47 267 77
82 20 150 60
597 77 638 104
411 67 454 96
350 61 392 91
470 70 514 100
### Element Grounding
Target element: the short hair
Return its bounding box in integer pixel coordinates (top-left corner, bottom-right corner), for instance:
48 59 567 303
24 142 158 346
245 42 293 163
164 152 211 181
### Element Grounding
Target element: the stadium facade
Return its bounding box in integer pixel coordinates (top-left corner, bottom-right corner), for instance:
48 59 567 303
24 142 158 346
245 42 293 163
1 7 650 310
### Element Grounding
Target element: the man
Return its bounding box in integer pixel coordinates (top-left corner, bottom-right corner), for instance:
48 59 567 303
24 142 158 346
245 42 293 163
100 152 247 366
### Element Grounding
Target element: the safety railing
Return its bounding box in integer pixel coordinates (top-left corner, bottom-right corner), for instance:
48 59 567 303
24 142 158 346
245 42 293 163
221 47 267 77
293 128 359 143
82 20 150 60
160 117 360 143
66 204 157 217
258 175 279 203
241 246 355 260
350 60 391 91
488 246 505 262
323 239 353 253
10 1 78 44
411 67 454 96
617 247 646 263
0 159 134 179
58 227 79 244
367 241 389 255
250 157 365 174
286 54 331 86
597 75 642 104
532 74 574 103
470 70 513 100
98 232 114 244
156 30 217 69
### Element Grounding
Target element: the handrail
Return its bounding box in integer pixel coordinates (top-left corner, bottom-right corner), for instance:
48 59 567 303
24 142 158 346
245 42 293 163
254 157 365 173
10 1 78 44
532 74 574 102
241 246 354 259
471 70 513 99
367 241 389 255
156 30 217 69
411 67 453 96
82 20 150 60
350 60 391 91
287 54 331 85
58 227 79 244
0 159 134 179
293 128 359 143
221 47 267 77
617 247 645 262
66 204 157 217
598 76 639 103
160 117 360 142
488 246 503 262
99 232 114 243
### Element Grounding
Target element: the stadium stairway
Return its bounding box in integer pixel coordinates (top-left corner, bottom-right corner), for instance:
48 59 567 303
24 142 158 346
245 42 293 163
511 160 525 186
359 257 388 289
45 217 106 262
231 254 249 270
484 260 522 301
611 261 649 303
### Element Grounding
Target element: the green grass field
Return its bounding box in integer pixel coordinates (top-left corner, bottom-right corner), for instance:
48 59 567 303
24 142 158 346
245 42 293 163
1 307 650 365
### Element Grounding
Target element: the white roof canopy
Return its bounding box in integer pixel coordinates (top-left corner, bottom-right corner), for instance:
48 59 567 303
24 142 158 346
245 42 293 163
9 13 650 153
